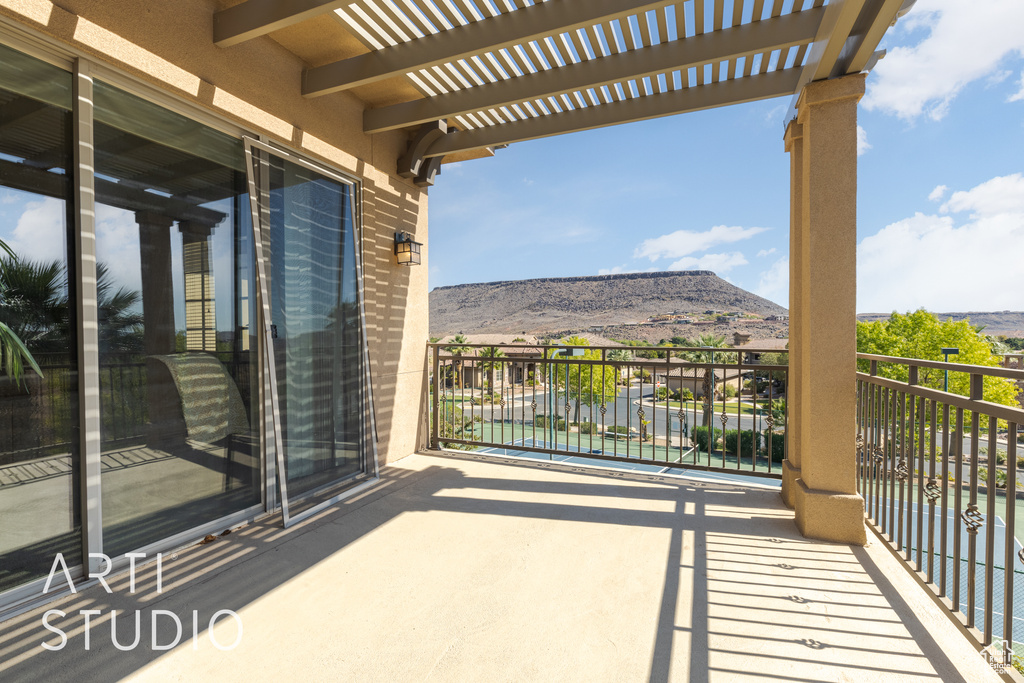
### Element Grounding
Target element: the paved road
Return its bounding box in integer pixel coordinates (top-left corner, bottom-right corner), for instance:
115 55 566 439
449 382 781 440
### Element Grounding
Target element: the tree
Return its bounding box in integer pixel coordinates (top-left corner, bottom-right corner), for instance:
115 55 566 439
857 310 1018 408
607 348 633 363
679 333 734 426
445 334 471 388
478 345 506 390
757 350 789 390
552 336 618 424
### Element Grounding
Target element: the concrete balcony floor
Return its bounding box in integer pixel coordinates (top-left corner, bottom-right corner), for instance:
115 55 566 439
0 452 1001 682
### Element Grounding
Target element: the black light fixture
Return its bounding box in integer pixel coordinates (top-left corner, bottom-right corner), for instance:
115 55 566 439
394 231 422 266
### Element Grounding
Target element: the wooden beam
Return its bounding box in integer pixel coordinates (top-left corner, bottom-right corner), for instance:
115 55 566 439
423 68 802 158
214 0 347 48
843 0 904 74
303 0 677 96
365 6 823 133
783 0 866 124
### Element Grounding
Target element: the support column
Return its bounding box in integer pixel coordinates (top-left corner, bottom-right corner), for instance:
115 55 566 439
137 212 180 448
179 220 218 352
790 73 867 545
781 120 803 509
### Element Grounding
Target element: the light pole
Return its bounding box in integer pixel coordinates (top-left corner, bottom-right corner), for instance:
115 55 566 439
941 347 959 392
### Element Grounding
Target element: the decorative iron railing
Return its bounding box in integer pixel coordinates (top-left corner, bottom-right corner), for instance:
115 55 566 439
428 342 787 478
857 353 1024 672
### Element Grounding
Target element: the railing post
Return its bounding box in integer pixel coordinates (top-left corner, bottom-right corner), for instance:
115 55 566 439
431 344 439 450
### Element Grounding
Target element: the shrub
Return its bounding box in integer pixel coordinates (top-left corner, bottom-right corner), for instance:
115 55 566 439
724 429 761 455
633 368 652 382
767 432 786 463
679 388 694 402
692 426 722 452
605 425 630 435
656 387 669 400
723 384 738 399
534 415 567 430
575 421 597 434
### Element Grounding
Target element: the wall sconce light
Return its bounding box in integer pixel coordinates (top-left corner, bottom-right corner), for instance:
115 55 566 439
394 231 422 266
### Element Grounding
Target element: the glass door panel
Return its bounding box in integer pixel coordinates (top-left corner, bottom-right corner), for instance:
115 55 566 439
244 141 368 516
93 82 261 557
0 43 80 593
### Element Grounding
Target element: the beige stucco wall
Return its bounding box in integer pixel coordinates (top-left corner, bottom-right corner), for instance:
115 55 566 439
0 0 430 466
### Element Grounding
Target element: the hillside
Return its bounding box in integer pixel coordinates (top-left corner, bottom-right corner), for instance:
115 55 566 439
429 271 788 337
857 311 1024 337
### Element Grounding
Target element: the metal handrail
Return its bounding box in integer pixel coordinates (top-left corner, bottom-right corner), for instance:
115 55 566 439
856 352 1024 669
427 342 788 479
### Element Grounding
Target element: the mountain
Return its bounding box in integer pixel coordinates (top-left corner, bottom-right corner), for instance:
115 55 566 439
857 311 1024 337
429 271 788 337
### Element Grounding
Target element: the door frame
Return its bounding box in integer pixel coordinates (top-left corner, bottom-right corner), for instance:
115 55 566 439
241 136 379 528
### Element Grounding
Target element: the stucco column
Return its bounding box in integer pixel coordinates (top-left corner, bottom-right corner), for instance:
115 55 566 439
137 211 180 449
790 73 867 545
781 120 803 509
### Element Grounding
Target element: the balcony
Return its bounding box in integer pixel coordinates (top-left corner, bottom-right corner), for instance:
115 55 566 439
0 450 1003 681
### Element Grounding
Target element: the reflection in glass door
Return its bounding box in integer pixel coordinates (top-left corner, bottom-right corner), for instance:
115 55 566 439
244 140 371 522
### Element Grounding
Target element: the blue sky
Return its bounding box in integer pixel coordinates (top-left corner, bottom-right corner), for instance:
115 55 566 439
427 0 1024 314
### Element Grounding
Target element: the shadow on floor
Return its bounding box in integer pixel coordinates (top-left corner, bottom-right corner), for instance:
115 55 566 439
0 451 977 682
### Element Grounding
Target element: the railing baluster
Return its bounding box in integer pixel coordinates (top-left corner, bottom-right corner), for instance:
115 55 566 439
917 396 925 570
926 399 937 584
890 389 898 541
898 390 907 552
940 403 950 599
953 407 965 617
1004 422 1018 663
984 414 997 646
967 375 982 630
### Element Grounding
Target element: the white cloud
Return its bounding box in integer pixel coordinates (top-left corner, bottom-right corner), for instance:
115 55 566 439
667 251 747 273
928 184 948 202
634 225 769 261
597 264 657 276
598 264 630 275
756 247 777 258
862 0 1024 120
987 70 1013 87
94 204 145 296
754 256 789 308
3 197 67 264
940 172 1024 217
857 125 871 156
858 173 1024 311
1011 71 1024 101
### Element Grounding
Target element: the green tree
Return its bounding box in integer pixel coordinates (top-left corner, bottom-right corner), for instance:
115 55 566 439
757 350 789 389
857 310 1018 408
679 333 733 426
478 345 506 390
1 253 143 385
552 336 619 424
445 334 471 388
0 242 42 384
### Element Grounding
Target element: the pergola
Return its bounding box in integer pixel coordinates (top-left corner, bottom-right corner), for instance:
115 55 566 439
213 0 915 544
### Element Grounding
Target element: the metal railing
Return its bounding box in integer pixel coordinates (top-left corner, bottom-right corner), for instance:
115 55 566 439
1 352 254 465
857 353 1024 673
428 342 787 478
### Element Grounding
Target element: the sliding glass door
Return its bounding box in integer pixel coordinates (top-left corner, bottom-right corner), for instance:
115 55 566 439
244 140 371 520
